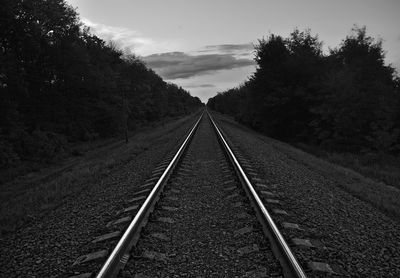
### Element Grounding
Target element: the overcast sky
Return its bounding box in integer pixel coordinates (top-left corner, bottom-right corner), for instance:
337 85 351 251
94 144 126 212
66 0 400 103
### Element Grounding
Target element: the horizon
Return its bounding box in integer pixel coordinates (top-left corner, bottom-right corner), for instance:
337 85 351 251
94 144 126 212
66 0 400 102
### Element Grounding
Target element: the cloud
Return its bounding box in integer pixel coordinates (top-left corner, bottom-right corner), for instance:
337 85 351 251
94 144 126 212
142 51 255 79
79 19 256 97
185 84 216 88
201 43 254 53
174 65 256 103
81 19 180 56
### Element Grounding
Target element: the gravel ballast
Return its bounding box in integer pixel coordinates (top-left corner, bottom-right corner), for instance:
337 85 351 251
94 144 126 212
122 115 282 277
0 113 200 278
214 113 400 277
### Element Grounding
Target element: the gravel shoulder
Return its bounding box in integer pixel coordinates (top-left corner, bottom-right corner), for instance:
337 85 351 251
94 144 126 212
214 112 400 277
0 112 200 278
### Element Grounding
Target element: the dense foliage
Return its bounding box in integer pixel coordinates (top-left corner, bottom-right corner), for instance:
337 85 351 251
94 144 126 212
0 0 202 168
208 27 400 153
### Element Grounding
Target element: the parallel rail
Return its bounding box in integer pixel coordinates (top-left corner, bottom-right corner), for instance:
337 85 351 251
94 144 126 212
96 112 203 278
208 111 307 278
96 110 306 278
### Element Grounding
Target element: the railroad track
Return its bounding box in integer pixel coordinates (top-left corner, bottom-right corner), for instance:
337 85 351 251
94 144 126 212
69 111 307 278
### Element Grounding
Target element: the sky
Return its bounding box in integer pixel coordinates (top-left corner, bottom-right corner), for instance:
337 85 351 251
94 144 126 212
66 0 400 103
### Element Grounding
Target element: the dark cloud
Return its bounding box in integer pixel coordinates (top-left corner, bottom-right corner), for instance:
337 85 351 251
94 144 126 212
143 51 254 79
186 84 216 88
202 43 254 52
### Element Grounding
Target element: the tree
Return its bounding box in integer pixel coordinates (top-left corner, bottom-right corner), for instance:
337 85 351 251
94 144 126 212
314 26 399 151
0 0 203 169
208 27 400 153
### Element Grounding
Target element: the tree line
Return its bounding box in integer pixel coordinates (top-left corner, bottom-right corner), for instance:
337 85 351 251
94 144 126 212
0 0 202 168
208 27 400 154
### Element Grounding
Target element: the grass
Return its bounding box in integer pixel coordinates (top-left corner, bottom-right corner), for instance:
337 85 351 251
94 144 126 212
215 112 400 221
0 115 185 185
294 144 400 219
0 113 199 235
327 152 400 189
297 143 400 191
0 143 142 234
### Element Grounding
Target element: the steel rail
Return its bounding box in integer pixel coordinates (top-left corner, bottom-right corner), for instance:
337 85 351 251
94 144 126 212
208 111 307 278
96 112 204 278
